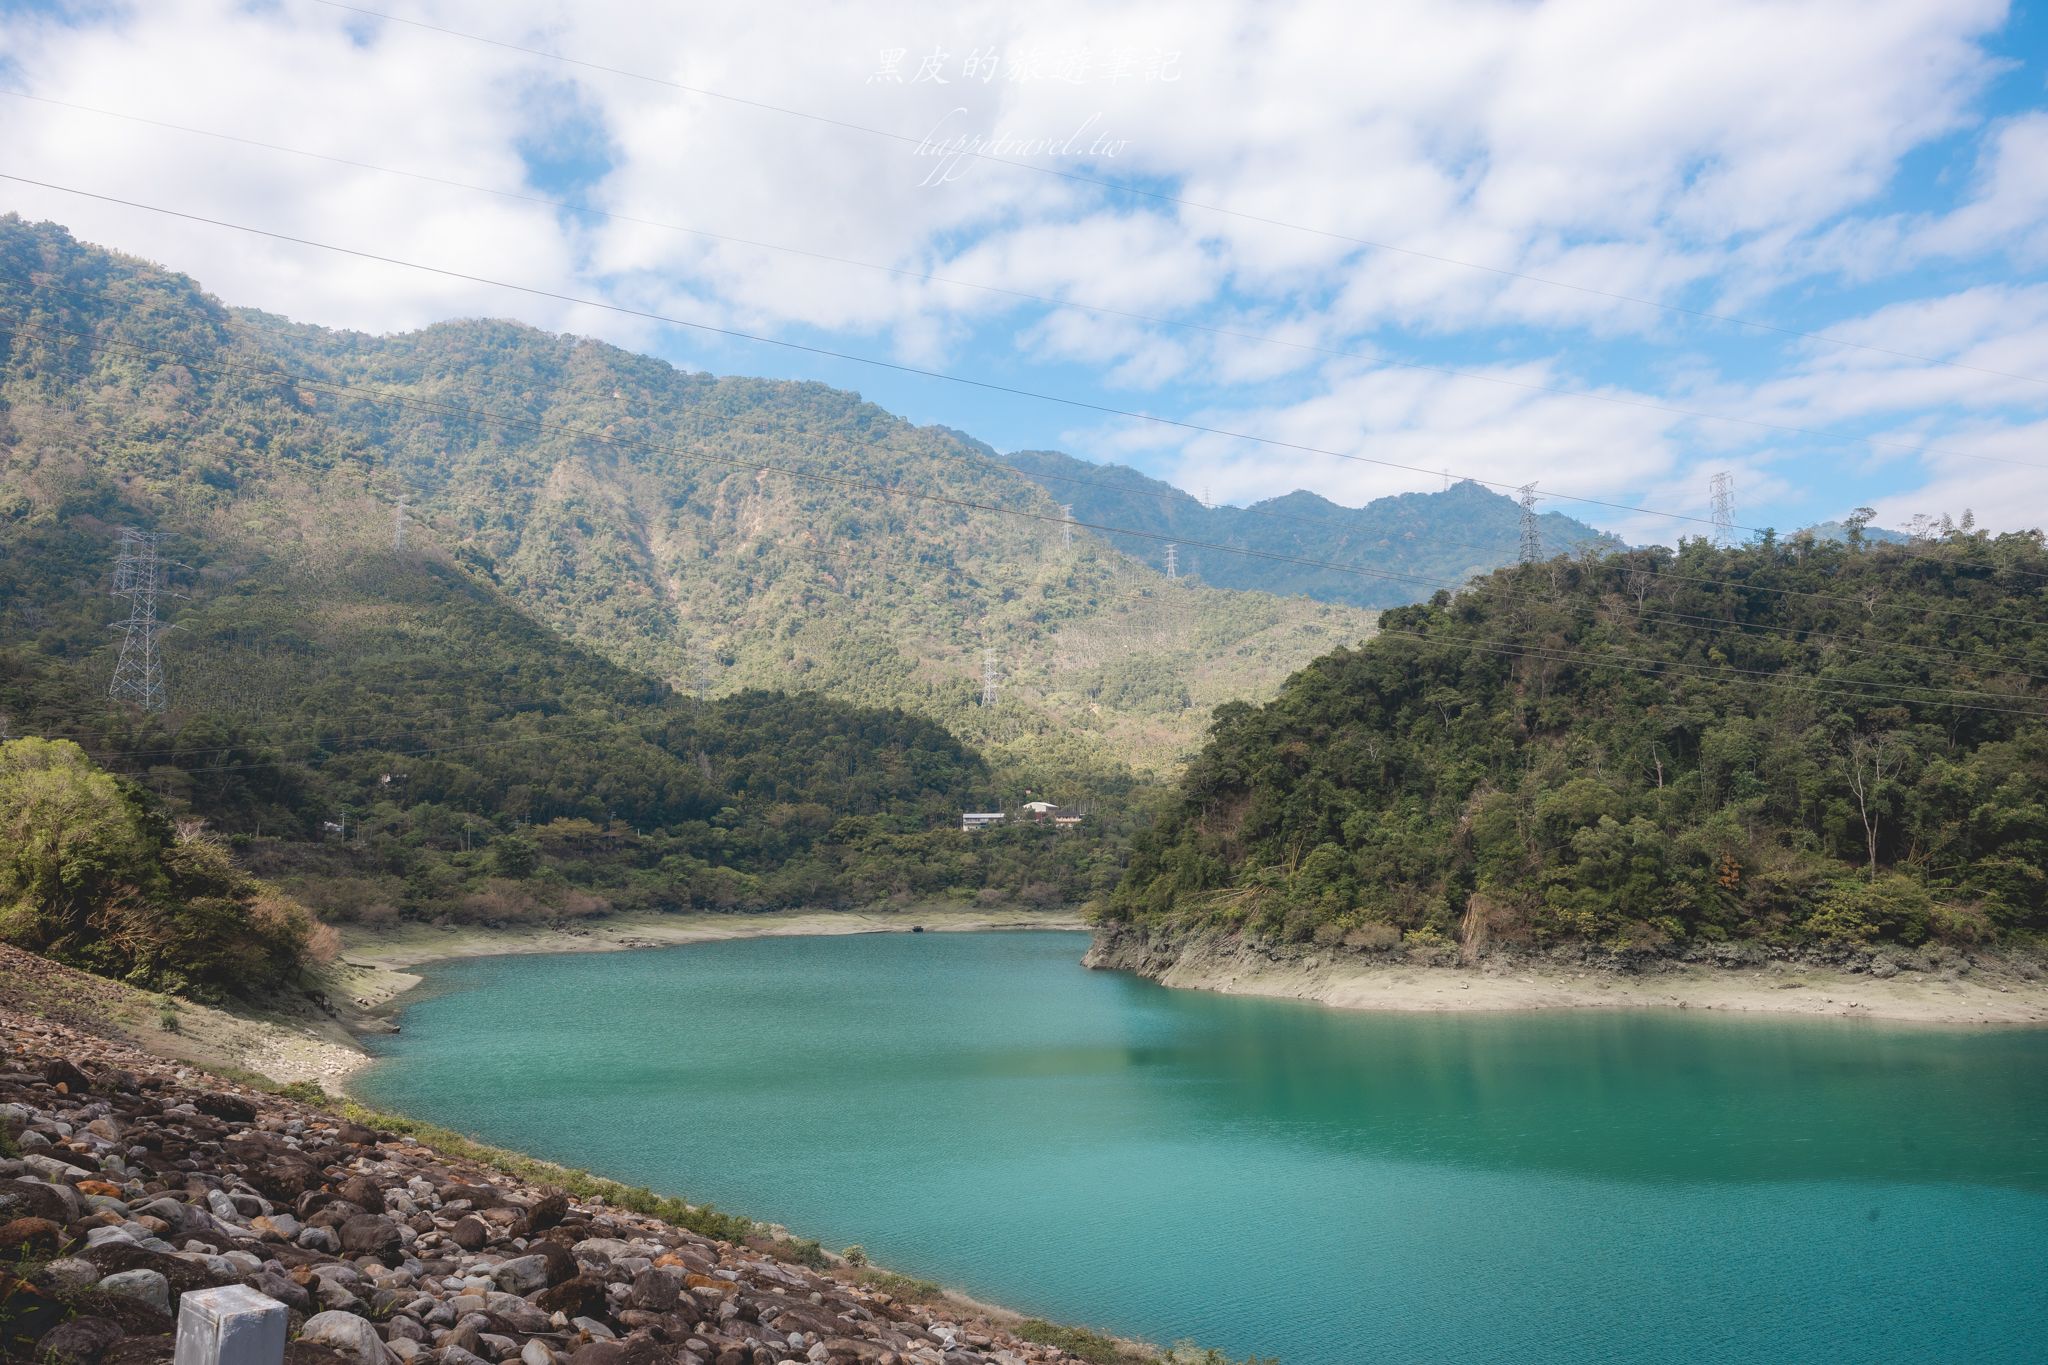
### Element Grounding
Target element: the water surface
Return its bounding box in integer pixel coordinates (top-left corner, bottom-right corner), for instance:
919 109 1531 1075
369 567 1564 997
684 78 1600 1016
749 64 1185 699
357 931 2048 1364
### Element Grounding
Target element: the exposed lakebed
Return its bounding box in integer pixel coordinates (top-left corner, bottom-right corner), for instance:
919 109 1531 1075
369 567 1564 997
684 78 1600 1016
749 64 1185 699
356 930 2048 1364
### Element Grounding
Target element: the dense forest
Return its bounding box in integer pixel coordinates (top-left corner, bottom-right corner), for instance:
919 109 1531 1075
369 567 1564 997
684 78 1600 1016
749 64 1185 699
1004 449 1615 607
1107 534 2048 955
0 530 1118 930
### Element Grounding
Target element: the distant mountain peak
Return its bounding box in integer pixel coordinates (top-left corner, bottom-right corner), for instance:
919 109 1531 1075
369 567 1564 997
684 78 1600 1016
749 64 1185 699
1002 450 1616 608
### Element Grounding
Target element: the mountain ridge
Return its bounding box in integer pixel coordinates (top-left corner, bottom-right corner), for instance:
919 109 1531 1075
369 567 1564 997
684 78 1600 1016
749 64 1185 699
1003 448 1619 607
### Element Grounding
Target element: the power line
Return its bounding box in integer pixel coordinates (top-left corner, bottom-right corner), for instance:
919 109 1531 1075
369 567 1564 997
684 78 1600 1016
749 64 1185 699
304 0 2046 391
9 94 2037 479
10 311 2043 710
22 173 2040 545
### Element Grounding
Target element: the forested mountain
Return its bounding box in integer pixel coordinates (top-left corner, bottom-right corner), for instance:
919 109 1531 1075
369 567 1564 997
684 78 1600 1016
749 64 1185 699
1106 535 2048 955
0 215 1363 930
1004 449 1617 607
0 216 1373 801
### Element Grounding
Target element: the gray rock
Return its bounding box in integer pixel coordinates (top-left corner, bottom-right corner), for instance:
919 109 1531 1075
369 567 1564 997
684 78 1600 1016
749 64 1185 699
41 1256 101 1293
448 1215 490 1251
339 1214 403 1259
491 1254 550 1296
251 1212 301 1240
35 1314 125 1364
626 1269 677 1313
521 1339 557 1365
96 1268 171 1314
298 1310 393 1365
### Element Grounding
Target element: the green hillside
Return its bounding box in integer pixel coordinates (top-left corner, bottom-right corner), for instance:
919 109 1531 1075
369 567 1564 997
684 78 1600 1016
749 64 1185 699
1106 535 2048 955
0 213 1374 778
1004 448 1616 607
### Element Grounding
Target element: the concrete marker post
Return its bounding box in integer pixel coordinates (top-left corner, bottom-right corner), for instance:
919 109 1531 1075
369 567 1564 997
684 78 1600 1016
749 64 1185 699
174 1285 288 1365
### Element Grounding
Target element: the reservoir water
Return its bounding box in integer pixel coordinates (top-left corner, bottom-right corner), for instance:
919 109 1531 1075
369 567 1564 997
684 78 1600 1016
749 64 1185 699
356 930 2048 1364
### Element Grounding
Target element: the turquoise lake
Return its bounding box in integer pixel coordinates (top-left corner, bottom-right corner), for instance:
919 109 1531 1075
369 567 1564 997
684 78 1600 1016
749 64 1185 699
356 930 2048 1364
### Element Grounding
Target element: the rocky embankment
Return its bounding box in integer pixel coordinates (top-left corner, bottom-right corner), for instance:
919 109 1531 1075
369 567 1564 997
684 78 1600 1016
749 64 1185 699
0 1013 1103 1365
1085 922 2048 1024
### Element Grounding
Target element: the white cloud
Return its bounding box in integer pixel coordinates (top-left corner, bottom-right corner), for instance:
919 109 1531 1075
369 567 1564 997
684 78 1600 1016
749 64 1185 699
0 0 2040 540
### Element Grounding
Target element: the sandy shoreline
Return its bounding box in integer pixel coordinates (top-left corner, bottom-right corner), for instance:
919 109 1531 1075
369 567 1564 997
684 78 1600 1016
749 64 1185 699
1083 926 2048 1026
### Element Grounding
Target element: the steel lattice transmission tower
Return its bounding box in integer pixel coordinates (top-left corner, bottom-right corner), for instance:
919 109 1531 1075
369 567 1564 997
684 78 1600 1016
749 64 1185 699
981 647 999 708
108 528 170 713
1164 543 1179 580
1059 504 1074 550
1710 472 1736 547
1517 483 1542 564
393 494 408 550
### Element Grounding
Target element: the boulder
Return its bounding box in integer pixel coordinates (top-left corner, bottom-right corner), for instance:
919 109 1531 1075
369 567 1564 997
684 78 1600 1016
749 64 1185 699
0 1215 63 1255
297 1311 391 1365
96 1269 171 1314
35 1315 126 1365
447 1216 489 1251
0 1178 78 1224
335 1178 384 1214
533 1274 605 1320
193 1094 256 1124
337 1215 402 1260
250 1156 321 1203
625 1269 676 1314
44 1058 93 1092
489 1255 550 1296
523 1191 567 1233
533 1241 578 1288
0 1268 68 1346
41 1257 102 1294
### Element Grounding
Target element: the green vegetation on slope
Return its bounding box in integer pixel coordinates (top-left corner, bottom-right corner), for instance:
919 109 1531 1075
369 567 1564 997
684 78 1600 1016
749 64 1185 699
0 214 1377 928
0 215 1370 798
0 534 1114 926
0 736 318 997
1005 448 1615 608
1108 534 2048 953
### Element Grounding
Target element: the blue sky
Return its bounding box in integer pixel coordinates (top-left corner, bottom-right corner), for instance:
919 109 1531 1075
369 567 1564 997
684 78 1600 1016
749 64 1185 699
2 0 2044 545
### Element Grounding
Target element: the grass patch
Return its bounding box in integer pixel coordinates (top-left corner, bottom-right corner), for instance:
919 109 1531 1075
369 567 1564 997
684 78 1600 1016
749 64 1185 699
1014 1319 1152 1363
1162 1345 1280 1365
848 1269 946 1304
765 1236 827 1269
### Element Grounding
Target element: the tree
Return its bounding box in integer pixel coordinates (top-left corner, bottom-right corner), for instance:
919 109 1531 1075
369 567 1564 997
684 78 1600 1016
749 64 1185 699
0 737 152 952
1843 732 1900 881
